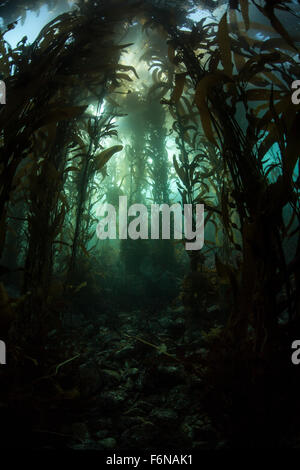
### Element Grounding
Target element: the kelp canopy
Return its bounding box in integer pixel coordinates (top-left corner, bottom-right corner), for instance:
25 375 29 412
0 0 299 450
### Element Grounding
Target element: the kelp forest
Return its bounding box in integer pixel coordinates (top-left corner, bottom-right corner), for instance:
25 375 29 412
0 0 300 451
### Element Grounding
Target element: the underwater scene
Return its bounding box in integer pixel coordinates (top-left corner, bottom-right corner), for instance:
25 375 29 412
0 0 300 454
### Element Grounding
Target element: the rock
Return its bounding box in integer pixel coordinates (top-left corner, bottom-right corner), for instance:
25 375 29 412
101 368 122 386
124 367 139 378
167 305 185 316
47 329 57 338
181 421 194 440
181 415 217 445
95 430 109 440
85 324 96 336
216 440 229 449
97 390 127 410
95 417 113 431
142 364 185 390
167 385 190 411
121 423 156 448
158 317 174 329
72 422 90 441
146 393 168 407
197 423 217 441
114 345 136 360
117 415 150 433
198 347 208 359
193 440 214 450
149 408 179 427
79 362 103 396
71 441 106 450
99 437 117 449
63 311 86 328
174 317 185 327
129 400 153 415
207 305 219 314
158 317 185 336
155 364 186 386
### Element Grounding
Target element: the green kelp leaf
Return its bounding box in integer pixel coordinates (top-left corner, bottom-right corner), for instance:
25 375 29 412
116 64 139 79
237 52 283 83
215 254 235 286
148 82 167 97
34 106 87 130
73 281 87 294
171 73 187 104
283 111 300 182
173 155 188 187
94 145 123 171
217 13 233 77
247 21 277 35
194 83 215 145
64 166 80 173
168 44 176 64
256 3 298 52
115 73 133 82
221 186 230 230
259 95 296 130
194 73 230 146
157 343 168 354
234 52 246 72
257 124 277 161
105 95 121 108
259 37 296 53
72 134 87 152
268 12 298 53
246 89 284 101
261 70 287 90
240 0 250 30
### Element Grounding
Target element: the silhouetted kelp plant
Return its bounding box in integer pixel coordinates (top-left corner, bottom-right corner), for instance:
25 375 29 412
0 0 299 449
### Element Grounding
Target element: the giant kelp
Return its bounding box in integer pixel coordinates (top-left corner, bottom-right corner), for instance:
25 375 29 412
0 0 299 449
145 0 300 351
